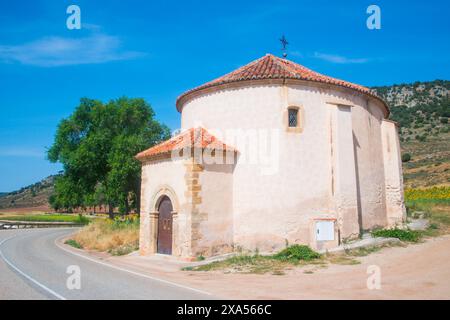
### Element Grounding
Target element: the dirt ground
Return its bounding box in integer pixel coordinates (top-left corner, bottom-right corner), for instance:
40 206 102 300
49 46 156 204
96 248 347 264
61 234 450 300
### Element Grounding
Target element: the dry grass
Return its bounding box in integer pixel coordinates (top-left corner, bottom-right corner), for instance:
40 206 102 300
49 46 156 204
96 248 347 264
401 131 450 189
184 246 328 274
325 254 360 265
406 201 450 236
71 218 139 255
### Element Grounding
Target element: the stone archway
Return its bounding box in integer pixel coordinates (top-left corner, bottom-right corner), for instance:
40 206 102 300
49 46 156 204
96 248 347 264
151 185 179 214
146 186 179 255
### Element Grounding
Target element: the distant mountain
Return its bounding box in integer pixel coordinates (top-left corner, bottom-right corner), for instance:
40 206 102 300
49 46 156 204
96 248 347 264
372 80 449 142
0 175 59 210
0 193 8 198
371 80 450 188
372 80 449 108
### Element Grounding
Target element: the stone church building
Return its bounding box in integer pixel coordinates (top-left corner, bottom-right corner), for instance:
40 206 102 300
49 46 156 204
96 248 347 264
136 54 406 259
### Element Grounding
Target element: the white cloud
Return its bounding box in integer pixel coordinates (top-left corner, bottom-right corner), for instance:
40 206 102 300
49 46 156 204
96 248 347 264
0 33 145 67
313 52 369 64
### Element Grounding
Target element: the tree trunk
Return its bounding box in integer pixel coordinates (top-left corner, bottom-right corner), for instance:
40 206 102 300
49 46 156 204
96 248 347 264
135 179 141 215
108 204 114 219
125 198 129 215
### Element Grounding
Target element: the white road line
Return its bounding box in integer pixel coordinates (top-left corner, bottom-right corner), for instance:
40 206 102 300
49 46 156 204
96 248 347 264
0 234 67 300
55 234 212 296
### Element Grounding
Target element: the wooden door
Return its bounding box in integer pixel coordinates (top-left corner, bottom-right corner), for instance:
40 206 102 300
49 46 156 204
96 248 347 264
157 196 173 254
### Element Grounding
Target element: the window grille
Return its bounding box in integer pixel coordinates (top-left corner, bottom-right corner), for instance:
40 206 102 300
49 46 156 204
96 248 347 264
288 108 298 127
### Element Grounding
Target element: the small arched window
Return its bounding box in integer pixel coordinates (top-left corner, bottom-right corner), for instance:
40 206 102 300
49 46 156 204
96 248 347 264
286 106 303 133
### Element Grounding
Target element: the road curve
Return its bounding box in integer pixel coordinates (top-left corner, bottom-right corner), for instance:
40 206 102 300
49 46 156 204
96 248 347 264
0 228 212 300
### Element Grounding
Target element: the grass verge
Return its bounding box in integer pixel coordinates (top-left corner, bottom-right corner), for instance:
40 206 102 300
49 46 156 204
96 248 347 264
406 197 450 236
184 245 325 275
0 214 90 224
372 228 422 242
65 239 83 249
68 216 139 256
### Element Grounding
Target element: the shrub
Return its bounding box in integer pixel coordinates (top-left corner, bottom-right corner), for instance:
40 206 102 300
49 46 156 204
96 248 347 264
65 239 83 249
197 255 206 261
272 245 320 261
372 228 421 242
72 216 139 253
429 223 439 230
77 214 91 225
109 243 139 256
111 214 139 230
401 153 411 162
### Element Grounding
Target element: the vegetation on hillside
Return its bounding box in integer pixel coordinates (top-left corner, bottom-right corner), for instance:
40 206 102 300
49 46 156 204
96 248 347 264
371 80 449 188
372 80 449 143
47 97 170 215
400 132 450 188
405 186 450 202
0 175 59 209
372 80 449 108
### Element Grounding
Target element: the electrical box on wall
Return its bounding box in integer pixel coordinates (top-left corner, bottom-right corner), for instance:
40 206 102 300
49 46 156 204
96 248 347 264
315 220 335 241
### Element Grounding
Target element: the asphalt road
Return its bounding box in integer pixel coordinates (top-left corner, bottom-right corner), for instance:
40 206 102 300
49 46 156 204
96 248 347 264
0 228 212 300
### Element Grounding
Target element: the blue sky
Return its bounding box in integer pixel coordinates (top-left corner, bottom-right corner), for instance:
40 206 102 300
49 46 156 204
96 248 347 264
0 0 449 191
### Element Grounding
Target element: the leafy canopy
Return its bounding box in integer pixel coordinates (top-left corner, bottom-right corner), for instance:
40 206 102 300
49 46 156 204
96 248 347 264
48 97 170 213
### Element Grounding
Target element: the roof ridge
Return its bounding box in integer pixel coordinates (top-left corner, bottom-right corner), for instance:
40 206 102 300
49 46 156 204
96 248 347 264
270 55 302 79
175 53 388 116
205 55 270 86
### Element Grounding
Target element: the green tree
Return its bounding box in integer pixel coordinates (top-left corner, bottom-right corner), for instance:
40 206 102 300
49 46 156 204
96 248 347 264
48 97 170 216
49 175 85 212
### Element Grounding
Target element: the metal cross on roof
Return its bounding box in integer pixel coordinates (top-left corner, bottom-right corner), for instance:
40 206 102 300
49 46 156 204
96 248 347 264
280 35 288 58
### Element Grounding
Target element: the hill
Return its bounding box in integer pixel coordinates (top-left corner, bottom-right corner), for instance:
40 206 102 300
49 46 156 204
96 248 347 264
371 80 450 188
372 80 449 142
372 80 449 108
0 175 59 210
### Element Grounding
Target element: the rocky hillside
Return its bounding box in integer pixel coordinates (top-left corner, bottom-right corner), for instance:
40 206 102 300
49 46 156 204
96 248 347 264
0 175 58 210
372 80 449 108
372 80 450 188
372 80 449 142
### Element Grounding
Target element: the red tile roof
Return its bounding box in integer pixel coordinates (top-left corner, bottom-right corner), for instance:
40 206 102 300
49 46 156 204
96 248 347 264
176 54 388 115
135 127 237 161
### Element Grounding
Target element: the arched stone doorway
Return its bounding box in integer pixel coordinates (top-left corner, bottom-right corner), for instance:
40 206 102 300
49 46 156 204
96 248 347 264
157 195 173 254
